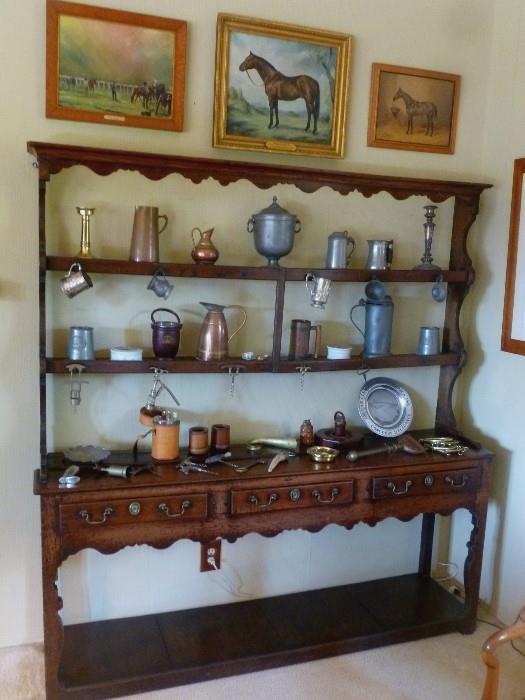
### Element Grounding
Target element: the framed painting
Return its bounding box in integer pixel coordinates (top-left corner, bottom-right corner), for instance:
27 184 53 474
213 14 351 158
502 158 525 355
367 63 460 154
46 0 187 131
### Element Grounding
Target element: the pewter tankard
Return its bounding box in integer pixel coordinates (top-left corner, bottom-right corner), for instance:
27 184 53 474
366 239 394 270
325 231 356 269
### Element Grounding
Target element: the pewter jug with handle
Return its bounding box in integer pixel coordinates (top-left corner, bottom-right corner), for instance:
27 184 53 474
197 302 247 361
129 206 168 263
326 231 356 269
366 239 394 270
350 295 394 357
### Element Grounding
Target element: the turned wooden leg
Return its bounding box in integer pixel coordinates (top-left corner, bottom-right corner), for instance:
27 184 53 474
481 605 525 700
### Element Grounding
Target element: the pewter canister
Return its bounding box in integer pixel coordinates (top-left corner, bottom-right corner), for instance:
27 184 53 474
247 196 301 267
68 326 94 360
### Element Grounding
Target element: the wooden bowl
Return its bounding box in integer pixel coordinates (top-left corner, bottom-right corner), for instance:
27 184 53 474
306 446 339 463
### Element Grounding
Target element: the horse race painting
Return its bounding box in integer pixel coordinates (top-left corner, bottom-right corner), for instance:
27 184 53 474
213 14 351 158
46 1 186 131
367 63 460 154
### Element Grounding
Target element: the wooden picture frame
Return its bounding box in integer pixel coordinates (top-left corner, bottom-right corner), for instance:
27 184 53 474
502 158 525 355
367 63 460 154
46 0 187 131
213 13 351 159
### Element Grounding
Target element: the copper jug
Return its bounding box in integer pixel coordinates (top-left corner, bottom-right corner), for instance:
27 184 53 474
197 302 247 361
191 227 219 265
129 206 168 263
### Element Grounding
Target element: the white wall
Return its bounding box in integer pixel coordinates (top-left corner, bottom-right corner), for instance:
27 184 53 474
0 0 503 647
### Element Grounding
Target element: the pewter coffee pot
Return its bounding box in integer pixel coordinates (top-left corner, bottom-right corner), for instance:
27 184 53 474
350 284 394 357
325 231 356 269
197 302 247 361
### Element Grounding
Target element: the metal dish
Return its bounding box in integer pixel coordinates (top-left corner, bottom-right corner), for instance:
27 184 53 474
63 445 111 463
358 377 413 438
307 446 339 463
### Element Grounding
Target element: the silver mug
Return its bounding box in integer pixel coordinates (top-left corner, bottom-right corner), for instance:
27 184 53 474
60 262 93 298
417 326 440 355
366 239 394 270
68 326 95 360
305 272 331 309
147 269 173 300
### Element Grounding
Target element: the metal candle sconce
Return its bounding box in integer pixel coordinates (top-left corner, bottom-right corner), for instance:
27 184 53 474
76 207 95 258
414 205 440 270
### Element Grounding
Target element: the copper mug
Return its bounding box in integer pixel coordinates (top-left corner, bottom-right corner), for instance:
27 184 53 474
60 262 93 298
129 206 168 263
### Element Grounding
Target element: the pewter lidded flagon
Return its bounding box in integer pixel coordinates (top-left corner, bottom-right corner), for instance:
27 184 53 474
247 196 301 267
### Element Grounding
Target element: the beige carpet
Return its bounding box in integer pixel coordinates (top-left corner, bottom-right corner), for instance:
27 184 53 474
2 622 524 699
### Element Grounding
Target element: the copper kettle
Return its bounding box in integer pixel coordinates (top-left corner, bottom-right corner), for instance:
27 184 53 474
196 302 247 361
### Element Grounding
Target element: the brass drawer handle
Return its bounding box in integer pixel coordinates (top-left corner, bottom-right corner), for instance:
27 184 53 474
248 493 279 508
386 480 413 495
445 474 470 488
79 507 114 525
311 487 340 504
158 500 192 518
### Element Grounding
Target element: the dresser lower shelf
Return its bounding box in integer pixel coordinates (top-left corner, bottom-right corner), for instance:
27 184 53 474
58 573 467 699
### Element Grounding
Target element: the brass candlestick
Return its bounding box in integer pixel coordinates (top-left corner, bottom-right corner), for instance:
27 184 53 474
414 205 440 270
76 207 95 258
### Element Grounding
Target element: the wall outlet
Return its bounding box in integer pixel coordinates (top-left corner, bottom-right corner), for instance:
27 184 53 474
200 539 221 572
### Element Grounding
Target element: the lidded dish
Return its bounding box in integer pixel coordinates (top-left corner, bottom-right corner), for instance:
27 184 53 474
247 196 301 267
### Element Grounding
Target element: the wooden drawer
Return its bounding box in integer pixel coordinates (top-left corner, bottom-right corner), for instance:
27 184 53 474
371 467 481 500
59 493 209 531
230 480 354 515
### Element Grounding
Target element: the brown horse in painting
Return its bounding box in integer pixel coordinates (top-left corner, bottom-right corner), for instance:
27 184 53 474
239 52 320 134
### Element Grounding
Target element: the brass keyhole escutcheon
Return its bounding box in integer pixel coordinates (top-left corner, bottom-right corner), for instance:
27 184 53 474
128 501 141 516
424 474 434 487
289 488 301 502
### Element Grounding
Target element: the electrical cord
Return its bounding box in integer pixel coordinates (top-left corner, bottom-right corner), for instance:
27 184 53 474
434 560 459 582
207 557 252 600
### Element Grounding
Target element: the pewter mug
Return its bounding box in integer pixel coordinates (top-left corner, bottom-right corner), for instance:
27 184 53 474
305 272 331 309
129 206 168 263
60 262 93 298
147 269 173 300
366 239 394 270
326 231 356 269
68 326 94 360
350 296 394 357
417 326 440 355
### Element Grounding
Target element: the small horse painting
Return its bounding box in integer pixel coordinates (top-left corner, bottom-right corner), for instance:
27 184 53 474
239 52 320 134
131 85 153 110
393 88 437 136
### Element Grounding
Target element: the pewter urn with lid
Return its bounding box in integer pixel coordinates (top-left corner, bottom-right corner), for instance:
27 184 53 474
247 196 301 267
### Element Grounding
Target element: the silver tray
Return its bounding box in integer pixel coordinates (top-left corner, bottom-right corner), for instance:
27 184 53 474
358 377 413 438
63 445 111 463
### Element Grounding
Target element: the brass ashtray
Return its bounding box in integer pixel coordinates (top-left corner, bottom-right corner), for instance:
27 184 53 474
307 446 339 463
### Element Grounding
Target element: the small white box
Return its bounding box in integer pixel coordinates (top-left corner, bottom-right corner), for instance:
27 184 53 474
110 346 143 361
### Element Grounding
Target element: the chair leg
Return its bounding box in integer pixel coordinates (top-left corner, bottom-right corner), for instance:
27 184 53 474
481 605 525 700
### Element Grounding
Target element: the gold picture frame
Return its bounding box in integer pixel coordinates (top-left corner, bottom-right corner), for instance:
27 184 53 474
502 158 525 355
46 0 187 132
367 63 460 154
213 13 351 159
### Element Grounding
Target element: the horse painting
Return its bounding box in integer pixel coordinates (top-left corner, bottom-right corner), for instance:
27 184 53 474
131 85 153 110
393 88 437 136
239 52 320 134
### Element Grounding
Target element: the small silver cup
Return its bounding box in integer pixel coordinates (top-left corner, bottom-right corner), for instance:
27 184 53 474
147 269 173 300
417 326 440 355
68 326 95 360
305 272 331 309
60 263 93 298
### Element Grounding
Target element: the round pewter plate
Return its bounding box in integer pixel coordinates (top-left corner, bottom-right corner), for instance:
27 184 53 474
358 377 413 438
